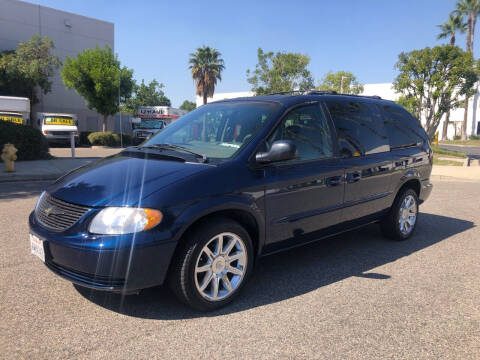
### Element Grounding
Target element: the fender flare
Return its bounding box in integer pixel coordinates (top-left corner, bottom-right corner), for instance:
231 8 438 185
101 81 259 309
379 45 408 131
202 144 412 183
394 169 421 197
168 194 266 258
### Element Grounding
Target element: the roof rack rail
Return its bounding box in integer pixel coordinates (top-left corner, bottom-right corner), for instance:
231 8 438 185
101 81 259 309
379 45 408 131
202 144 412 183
264 89 382 100
265 90 338 96
304 90 338 95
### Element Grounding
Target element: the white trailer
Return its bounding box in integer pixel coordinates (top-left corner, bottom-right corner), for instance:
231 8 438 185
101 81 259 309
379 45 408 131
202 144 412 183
0 96 30 125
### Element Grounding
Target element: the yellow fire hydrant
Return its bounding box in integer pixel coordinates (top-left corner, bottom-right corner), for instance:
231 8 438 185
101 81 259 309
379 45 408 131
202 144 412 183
1 143 18 172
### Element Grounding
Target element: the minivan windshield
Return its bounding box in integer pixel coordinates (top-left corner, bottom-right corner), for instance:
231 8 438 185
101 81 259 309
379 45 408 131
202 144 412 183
142 101 280 160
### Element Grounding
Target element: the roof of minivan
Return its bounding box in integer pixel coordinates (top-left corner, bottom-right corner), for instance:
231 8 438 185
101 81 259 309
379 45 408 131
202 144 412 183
215 93 395 108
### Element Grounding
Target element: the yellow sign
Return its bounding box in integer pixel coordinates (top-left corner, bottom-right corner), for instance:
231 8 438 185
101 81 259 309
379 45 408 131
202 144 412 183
0 114 23 124
45 117 74 126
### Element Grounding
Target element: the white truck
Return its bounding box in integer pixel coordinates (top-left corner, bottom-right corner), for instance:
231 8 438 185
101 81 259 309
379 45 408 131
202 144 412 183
132 106 187 144
34 112 79 145
0 96 30 125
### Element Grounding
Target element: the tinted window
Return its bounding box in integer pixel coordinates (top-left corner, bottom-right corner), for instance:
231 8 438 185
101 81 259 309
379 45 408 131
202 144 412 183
266 104 334 161
326 100 389 157
382 105 428 148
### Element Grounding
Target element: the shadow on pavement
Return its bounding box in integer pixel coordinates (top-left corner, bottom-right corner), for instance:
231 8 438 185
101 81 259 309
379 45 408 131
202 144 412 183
75 212 474 319
0 181 50 201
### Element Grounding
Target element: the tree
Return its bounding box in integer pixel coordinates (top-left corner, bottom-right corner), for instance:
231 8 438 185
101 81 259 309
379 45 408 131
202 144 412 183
189 46 225 105
437 12 468 139
179 100 196 112
437 12 467 45
455 0 480 139
393 45 478 140
0 35 60 108
61 46 134 132
122 79 171 114
317 71 364 94
246 48 314 95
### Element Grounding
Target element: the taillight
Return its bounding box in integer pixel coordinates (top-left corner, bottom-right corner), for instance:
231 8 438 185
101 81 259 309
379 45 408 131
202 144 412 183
43 130 47 135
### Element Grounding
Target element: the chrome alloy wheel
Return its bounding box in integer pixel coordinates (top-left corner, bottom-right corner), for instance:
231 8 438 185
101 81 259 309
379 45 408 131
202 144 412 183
398 194 417 235
194 232 247 301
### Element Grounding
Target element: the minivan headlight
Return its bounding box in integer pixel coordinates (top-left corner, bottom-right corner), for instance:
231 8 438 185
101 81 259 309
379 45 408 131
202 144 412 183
89 207 162 235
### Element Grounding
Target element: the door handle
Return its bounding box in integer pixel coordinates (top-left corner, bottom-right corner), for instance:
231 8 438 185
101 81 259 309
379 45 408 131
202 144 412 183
346 171 361 183
326 175 343 187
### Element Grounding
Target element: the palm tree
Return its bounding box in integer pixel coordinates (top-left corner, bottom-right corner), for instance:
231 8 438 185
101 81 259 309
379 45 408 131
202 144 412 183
456 0 480 140
437 12 467 139
437 12 467 45
189 46 225 105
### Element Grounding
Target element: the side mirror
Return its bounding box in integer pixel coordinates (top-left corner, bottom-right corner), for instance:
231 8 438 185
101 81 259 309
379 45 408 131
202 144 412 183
256 140 297 164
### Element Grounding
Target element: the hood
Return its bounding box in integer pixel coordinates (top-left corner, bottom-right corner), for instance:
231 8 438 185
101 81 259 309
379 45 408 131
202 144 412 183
47 152 209 207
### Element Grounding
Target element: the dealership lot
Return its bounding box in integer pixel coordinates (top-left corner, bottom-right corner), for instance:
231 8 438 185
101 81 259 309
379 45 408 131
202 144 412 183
0 179 479 359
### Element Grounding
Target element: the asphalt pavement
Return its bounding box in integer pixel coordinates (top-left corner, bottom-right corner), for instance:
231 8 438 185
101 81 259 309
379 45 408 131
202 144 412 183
0 179 479 359
439 144 480 159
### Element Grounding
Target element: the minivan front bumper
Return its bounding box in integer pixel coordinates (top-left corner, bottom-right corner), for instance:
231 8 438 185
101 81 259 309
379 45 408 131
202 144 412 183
29 212 177 292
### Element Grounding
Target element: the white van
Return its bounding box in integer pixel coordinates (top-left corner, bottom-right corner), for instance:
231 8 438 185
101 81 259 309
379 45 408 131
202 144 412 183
35 112 79 145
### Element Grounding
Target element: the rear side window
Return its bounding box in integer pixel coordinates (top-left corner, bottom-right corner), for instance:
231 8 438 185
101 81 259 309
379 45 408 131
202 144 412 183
382 105 428 148
326 100 389 157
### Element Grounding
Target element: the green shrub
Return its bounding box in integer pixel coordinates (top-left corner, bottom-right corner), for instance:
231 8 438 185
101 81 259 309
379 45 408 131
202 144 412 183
112 133 133 146
469 134 480 140
0 121 50 160
87 132 133 147
87 131 118 146
453 135 461 140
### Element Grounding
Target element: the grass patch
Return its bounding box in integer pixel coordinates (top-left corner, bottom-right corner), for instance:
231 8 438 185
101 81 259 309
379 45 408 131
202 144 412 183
432 147 467 158
433 158 463 166
439 139 480 146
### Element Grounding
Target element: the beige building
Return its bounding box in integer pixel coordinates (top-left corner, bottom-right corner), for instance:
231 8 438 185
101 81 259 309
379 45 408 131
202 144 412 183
0 0 114 131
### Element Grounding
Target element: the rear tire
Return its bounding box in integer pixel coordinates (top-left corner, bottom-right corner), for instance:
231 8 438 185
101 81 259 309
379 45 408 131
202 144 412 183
168 218 253 311
381 188 419 241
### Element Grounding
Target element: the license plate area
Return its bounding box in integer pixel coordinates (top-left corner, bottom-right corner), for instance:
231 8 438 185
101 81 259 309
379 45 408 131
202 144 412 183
30 233 45 262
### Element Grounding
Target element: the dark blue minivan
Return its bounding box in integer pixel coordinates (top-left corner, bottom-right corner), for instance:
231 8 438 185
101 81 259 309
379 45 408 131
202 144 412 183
29 92 433 311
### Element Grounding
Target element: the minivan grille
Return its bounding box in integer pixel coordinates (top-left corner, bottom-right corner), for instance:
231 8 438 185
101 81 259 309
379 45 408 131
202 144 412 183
35 193 90 232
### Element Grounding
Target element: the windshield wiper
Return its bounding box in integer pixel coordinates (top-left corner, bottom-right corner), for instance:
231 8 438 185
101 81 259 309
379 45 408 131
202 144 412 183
140 144 208 163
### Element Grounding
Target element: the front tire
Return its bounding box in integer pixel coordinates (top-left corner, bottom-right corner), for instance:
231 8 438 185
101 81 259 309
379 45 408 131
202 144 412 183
381 188 419 241
168 218 253 311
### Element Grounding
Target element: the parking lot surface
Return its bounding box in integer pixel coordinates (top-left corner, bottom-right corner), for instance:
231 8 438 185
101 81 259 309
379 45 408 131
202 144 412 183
0 179 479 359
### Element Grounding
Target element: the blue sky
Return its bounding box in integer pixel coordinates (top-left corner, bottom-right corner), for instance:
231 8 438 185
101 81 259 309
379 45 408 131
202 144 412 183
30 0 470 107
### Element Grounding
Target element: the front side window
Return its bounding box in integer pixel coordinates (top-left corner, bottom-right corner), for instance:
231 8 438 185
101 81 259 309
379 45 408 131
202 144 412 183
265 104 334 161
326 100 389 157
382 105 428 148
144 101 280 160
